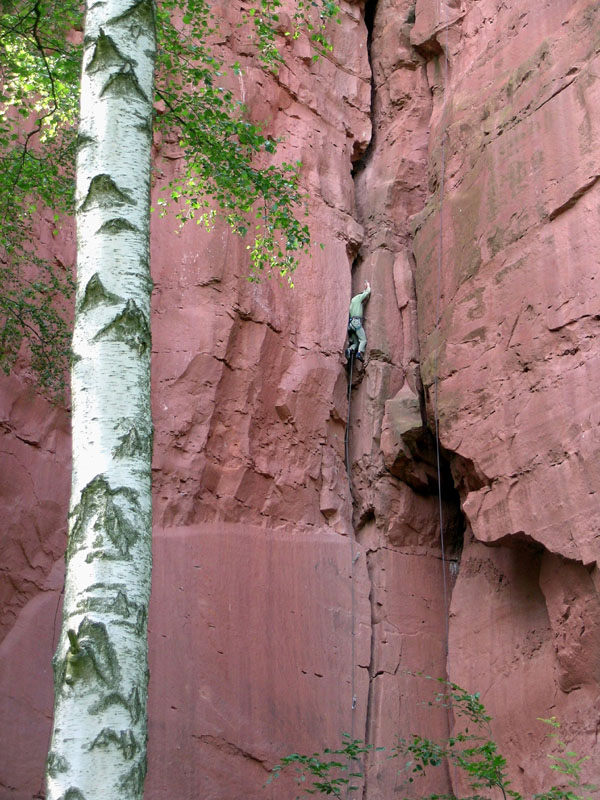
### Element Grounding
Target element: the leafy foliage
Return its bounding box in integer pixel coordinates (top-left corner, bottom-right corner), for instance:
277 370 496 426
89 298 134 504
0 0 340 395
268 734 373 797
241 0 340 73
0 0 81 396
270 679 598 800
395 678 516 800
534 718 597 800
155 0 339 282
396 679 597 800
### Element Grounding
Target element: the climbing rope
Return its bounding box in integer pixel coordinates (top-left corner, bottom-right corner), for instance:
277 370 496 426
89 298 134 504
434 0 451 666
344 353 354 477
432 8 463 797
344 351 357 740
428 8 461 795
343 0 452 776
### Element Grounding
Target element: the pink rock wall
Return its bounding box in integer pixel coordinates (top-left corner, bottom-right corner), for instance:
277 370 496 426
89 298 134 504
411 0 600 790
1 0 599 798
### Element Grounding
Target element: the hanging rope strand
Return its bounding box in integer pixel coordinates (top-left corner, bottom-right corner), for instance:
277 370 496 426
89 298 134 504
432 15 463 800
344 353 357 739
433 0 451 667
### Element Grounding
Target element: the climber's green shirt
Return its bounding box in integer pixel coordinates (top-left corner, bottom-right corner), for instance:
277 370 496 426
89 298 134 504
348 286 371 318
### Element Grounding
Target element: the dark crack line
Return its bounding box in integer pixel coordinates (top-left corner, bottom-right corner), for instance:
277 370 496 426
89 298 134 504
351 0 377 179
191 734 270 772
548 174 600 221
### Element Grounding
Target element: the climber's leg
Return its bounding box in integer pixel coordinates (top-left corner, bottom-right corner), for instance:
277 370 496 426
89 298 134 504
346 321 358 358
355 323 367 358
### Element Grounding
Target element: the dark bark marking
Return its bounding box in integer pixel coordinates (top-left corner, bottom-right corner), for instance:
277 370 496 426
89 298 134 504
108 0 156 34
97 217 139 234
139 259 153 294
63 618 120 689
46 751 69 778
134 605 147 636
112 589 133 616
80 273 123 312
80 174 136 213
74 589 142 625
100 63 149 102
129 685 143 723
114 423 152 459
135 116 153 137
76 132 96 152
84 581 126 592
62 789 87 800
89 727 139 760
119 758 147 795
94 299 151 355
68 475 145 562
84 549 121 563
86 29 131 74
88 685 142 723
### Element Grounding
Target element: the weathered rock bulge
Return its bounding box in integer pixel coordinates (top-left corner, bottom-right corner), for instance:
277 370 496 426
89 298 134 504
412 0 600 789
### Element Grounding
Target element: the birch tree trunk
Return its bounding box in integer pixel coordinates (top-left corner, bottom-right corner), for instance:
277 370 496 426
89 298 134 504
47 2 156 798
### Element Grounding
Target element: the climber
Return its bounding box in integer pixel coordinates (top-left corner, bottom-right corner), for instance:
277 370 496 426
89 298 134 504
345 280 371 362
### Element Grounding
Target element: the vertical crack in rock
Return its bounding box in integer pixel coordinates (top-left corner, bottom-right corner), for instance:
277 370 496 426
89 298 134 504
348 0 378 769
436 447 467 594
352 0 378 181
347 3 469 793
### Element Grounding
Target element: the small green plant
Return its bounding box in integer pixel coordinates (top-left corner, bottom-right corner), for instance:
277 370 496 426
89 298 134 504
269 679 598 800
395 677 518 800
267 734 374 797
534 717 597 800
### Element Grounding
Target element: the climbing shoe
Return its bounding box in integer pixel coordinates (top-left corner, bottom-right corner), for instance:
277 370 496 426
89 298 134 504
356 352 364 362
345 348 353 361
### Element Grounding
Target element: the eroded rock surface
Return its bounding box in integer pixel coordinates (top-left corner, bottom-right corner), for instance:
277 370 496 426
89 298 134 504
412 0 600 789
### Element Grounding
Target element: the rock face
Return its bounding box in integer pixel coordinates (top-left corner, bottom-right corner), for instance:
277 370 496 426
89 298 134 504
411 0 600 787
1 0 600 798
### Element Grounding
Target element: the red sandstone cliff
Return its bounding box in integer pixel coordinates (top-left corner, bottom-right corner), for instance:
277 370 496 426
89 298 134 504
1 1 599 798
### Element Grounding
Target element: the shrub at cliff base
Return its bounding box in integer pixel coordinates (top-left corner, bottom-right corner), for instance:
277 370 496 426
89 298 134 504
269 677 598 800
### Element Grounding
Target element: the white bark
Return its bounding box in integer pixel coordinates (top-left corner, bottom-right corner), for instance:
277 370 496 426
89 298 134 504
47 3 156 799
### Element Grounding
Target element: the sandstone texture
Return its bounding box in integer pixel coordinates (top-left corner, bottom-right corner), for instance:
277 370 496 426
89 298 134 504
411 0 600 787
1 0 600 798
146 525 371 800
